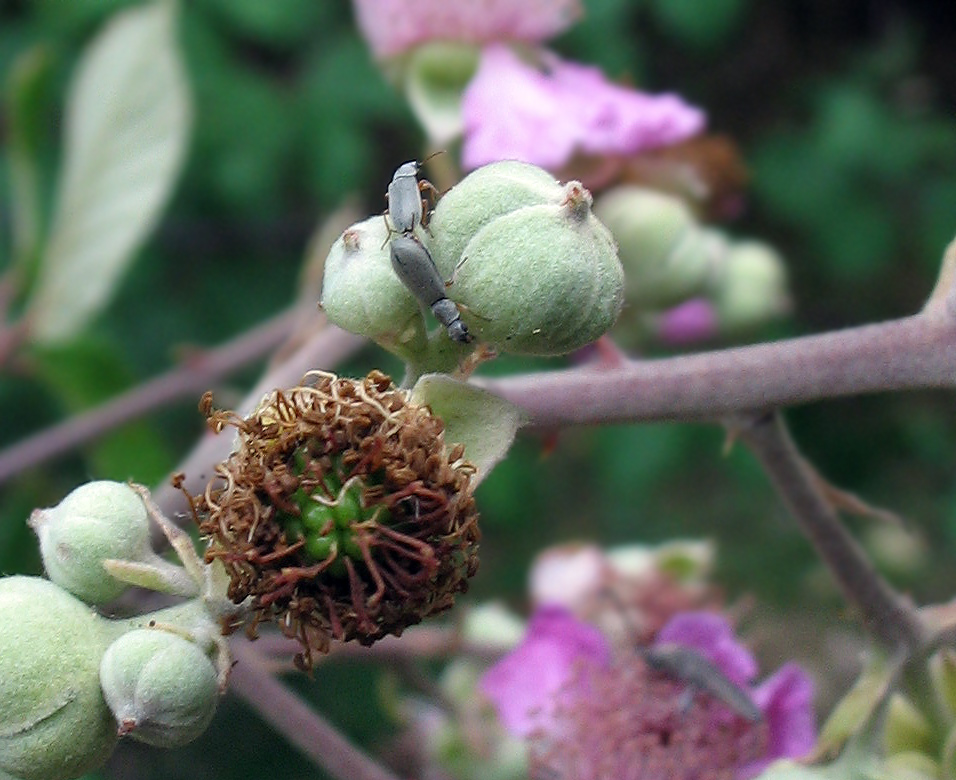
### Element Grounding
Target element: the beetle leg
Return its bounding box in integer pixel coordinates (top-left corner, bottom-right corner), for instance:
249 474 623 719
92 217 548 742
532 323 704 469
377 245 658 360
380 210 397 249
418 180 440 231
445 254 470 288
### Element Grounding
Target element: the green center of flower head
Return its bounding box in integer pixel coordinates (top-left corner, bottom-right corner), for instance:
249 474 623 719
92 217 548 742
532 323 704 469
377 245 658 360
276 450 391 576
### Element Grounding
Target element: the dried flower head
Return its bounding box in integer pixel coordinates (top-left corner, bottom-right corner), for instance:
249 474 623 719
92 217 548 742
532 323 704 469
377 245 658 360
193 371 480 668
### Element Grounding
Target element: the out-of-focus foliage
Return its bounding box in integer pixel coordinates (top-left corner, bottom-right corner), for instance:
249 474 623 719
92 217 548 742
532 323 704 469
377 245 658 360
2 1 956 778
25 1 190 343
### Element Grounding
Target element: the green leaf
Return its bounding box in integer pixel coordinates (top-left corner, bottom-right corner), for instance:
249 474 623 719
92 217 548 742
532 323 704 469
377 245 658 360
4 45 56 280
409 374 526 485
26 0 191 344
818 649 900 756
649 0 749 48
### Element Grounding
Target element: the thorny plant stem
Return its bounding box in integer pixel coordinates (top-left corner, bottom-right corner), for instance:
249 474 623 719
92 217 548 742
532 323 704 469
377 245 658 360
478 312 956 426
737 411 927 653
229 641 403 780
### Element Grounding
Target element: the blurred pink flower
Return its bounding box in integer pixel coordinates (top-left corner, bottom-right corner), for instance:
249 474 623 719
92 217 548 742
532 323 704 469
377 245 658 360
657 298 719 345
656 612 816 778
751 662 817 766
529 543 607 609
462 45 706 170
352 0 582 59
654 609 758 688
480 607 816 779
478 605 610 737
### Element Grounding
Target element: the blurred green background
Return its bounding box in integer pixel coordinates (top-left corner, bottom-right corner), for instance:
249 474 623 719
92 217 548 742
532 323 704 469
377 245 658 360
2 0 956 777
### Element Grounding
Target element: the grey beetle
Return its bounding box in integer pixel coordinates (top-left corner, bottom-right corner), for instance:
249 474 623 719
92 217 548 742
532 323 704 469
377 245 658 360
389 235 471 344
642 643 763 722
599 587 763 723
386 158 441 236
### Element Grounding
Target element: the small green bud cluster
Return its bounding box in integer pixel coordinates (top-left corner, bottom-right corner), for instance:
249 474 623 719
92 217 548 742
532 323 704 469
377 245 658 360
277 453 391 575
321 160 625 366
2 481 240 780
594 185 790 342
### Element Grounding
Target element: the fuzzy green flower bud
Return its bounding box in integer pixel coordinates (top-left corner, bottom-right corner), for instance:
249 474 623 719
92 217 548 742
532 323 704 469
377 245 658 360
320 216 426 354
450 183 622 354
0 577 118 780
593 185 718 310
711 239 790 332
427 160 565 277
29 481 153 604
428 164 623 355
99 629 218 748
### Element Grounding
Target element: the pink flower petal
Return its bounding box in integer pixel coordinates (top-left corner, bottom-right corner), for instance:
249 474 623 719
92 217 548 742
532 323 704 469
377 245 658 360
479 606 610 737
655 611 758 687
353 0 582 59
753 662 817 761
657 298 719 345
529 544 607 609
462 45 706 170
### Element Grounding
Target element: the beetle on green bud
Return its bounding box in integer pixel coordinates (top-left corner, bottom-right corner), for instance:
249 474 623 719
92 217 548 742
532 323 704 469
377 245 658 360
323 160 624 362
320 216 428 356
29 481 156 604
0 577 119 780
99 629 219 748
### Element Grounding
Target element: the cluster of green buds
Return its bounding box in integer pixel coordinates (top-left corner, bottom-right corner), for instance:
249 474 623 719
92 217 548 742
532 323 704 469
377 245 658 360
1 481 241 780
321 160 625 376
193 370 481 669
594 185 790 344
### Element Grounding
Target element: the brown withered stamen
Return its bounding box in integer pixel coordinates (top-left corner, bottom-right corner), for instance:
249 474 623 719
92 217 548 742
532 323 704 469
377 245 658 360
189 370 480 669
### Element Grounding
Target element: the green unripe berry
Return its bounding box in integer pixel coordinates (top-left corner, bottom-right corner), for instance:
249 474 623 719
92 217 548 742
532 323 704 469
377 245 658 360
305 535 337 561
332 490 362 528
302 502 333 533
99 629 218 748
0 577 118 780
29 481 153 604
339 533 362 559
